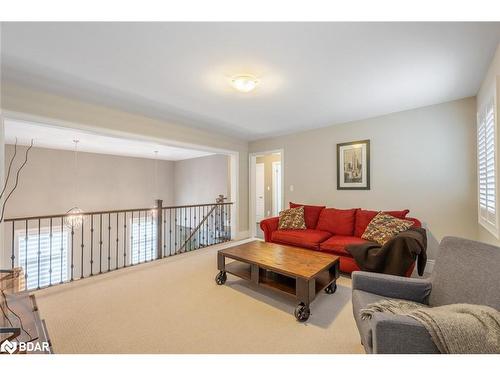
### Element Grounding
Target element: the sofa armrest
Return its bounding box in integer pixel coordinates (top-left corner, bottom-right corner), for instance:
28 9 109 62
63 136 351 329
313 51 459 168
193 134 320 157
371 313 439 353
259 217 279 242
352 271 432 303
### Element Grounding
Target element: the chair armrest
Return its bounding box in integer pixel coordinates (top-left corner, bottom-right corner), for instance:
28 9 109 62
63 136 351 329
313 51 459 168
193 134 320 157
371 313 439 353
352 271 432 303
259 217 279 242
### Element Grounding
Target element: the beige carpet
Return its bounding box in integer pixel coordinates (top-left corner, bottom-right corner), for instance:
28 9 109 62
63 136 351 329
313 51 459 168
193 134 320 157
34 239 365 354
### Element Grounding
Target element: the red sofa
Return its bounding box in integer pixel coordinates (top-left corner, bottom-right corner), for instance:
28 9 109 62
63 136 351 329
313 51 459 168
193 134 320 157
260 203 422 276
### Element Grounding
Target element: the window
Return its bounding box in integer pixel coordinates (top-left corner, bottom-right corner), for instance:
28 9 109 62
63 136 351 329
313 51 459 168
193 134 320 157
131 215 157 264
478 95 497 235
18 228 69 290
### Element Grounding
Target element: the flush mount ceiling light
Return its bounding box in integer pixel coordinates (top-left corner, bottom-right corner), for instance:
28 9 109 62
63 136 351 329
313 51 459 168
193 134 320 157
231 75 258 93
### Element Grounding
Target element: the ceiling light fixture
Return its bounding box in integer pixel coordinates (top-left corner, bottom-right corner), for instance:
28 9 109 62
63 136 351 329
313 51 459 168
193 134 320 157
231 75 258 93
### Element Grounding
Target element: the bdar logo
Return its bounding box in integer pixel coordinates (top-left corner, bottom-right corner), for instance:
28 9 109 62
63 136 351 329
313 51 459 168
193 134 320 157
0 339 17 354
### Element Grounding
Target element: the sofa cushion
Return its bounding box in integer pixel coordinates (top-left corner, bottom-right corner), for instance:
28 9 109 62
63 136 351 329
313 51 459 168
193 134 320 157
290 202 326 229
362 212 414 245
354 209 410 237
316 208 357 235
319 235 371 256
278 206 306 230
271 229 332 250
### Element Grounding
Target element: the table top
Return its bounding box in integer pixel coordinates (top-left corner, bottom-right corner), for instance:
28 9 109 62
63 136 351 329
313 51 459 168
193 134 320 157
219 240 339 279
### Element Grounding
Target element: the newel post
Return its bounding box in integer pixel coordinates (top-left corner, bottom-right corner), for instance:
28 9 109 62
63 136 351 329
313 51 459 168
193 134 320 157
156 199 163 259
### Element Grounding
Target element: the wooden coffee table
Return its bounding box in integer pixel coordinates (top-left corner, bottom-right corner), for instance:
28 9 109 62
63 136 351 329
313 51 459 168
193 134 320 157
215 241 340 322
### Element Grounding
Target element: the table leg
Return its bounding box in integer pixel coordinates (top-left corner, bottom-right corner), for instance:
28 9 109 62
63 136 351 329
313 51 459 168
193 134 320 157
215 252 227 285
295 278 315 322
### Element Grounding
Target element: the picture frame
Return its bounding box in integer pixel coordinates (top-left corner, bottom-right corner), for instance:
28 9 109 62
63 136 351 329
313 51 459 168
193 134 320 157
336 139 370 190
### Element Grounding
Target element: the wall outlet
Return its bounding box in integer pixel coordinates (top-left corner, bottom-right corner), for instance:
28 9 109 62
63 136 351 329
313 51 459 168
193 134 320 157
289 185 294 192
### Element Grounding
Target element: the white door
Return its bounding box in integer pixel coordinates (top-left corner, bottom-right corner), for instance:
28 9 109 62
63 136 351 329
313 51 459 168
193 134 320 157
272 161 282 216
255 163 265 223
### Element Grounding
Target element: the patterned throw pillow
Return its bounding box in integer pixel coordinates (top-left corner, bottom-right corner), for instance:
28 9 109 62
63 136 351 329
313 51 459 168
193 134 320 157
361 212 414 245
278 206 307 230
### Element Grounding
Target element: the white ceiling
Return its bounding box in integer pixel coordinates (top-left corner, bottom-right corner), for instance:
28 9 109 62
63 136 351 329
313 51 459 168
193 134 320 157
4 119 214 161
2 22 500 140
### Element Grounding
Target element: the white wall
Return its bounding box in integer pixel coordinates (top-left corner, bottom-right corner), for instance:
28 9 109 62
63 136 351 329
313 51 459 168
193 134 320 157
174 154 230 206
3 145 175 218
477 44 500 246
250 97 478 259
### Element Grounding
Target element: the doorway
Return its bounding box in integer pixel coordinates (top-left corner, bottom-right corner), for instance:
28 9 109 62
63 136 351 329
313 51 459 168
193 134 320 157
249 150 284 239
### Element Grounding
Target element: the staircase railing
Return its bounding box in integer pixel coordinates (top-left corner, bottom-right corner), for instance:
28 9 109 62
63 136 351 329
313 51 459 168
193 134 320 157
1 199 233 291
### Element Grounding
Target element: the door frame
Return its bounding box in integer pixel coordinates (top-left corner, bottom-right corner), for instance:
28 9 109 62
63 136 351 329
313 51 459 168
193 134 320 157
271 161 282 216
249 149 284 238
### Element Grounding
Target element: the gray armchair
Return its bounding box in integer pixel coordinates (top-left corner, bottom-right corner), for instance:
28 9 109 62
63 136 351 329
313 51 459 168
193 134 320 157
352 236 500 353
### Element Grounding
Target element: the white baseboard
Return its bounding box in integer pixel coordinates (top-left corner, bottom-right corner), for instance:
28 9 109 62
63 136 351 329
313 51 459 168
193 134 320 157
235 230 250 240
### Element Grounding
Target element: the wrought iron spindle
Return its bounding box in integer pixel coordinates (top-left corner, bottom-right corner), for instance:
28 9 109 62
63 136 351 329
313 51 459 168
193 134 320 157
138 211 142 263
210 209 215 244
37 219 41 289
25 220 28 287
228 204 232 240
107 213 111 271
49 218 53 286
11 223 15 269
169 208 172 256
197 206 200 249
174 208 177 251
150 210 154 260
99 214 103 274
206 205 209 246
189 206 192 251
184 207 187 251
60 218 64 283
224 204 228 242
201 206 205 246
116 213 119 269
163 209 166 257
90 215 94 276
123 212 127 267
131 211 134 265
70 223 74 282
193 207 197 250
81 221 84 279
144 211 148 261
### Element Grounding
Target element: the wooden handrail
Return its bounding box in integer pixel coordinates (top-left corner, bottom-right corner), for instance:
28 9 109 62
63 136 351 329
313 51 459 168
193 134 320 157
3 202 233 222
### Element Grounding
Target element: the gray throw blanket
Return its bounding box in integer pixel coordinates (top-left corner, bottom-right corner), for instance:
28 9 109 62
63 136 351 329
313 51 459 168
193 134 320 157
361 299 500 354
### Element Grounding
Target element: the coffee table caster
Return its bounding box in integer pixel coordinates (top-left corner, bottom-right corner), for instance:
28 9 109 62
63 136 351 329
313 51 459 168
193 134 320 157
294 303 310 322
215 271 227 285
325 283 337 294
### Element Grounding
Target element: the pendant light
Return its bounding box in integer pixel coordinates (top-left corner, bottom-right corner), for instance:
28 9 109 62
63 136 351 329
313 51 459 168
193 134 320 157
65 139 84 228
151 150 159 216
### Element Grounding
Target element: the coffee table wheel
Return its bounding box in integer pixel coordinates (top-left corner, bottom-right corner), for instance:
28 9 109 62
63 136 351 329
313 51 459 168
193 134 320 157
325 283 337 294
215 271 227 285
294 303 311 322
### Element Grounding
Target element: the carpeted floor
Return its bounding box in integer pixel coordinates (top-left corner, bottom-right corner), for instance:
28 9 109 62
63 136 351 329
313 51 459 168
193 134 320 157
34 239 365 354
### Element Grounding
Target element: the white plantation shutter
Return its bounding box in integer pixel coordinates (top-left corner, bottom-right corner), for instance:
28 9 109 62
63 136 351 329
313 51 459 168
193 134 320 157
478 95 497 233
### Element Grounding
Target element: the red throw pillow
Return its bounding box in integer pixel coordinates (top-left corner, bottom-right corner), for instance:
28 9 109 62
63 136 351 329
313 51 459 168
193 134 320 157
354 209 410 237
316 208 358 236
289 202 326 229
